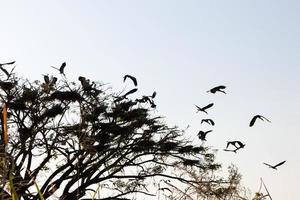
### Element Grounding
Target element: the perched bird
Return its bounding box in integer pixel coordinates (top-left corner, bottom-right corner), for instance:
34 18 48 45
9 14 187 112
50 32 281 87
197 130 212 141
123 75 137 86
51 62 66 75
43 75 50 84
263 161 286 170
201 119 215 126
195 103 214 114
207 85 226 94
249 115 271 127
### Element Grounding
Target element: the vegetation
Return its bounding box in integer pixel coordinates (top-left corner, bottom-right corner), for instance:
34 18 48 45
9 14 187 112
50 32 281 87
0 63 266 199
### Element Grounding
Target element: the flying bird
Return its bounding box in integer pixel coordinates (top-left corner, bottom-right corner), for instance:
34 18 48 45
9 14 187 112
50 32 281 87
51 62 66 75
197 130 212 141
207 85 226 94
123 75 137 87
249 115 271 127
226 141 245 149
263 160 286 170
201 119 215 126
195 103 214 114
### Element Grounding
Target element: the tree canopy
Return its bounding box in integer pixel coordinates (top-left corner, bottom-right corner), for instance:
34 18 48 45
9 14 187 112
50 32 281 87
0 63 256 199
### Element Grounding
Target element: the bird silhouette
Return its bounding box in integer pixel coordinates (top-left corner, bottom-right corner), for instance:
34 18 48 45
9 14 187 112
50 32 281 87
201 119 215 126
207 85 226 94
226 141 245 149
195 103 214 114
197 130 212 141
43 75 50 84
51 62 66 75
123 75 137 87
249 115 271 127
263 160 286 170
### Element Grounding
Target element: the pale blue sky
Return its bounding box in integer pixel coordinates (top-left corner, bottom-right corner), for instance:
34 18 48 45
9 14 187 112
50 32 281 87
1 1 300 199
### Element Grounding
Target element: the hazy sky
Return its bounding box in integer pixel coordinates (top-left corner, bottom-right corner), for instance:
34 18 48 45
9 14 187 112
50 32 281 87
1 1 300 199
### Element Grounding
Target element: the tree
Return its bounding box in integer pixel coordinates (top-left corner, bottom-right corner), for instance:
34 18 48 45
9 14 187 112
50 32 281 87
0 63 244 199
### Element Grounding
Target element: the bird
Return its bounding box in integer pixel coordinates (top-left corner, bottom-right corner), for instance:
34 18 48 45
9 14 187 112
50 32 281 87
123 75 137 87
226 141 245 149
0 61 15 78
249 115 271 127
207 85 226 94
195 103 214 114
201 119 215 126
263 160 286 170
51 62 66 75
197 130 212 141
43 75 50 84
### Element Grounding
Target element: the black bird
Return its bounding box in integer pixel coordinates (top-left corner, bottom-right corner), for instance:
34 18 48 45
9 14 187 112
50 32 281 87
197 130 212 141
51 62 66 75
226 141 245 149
207 85 226 94
195 103 214 114
201 119 215 126
43 75 50 84
123 75 137 86
263 161 286 170
249 115 271 127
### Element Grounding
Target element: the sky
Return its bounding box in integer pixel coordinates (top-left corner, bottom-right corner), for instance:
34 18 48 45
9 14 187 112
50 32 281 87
1 0 300 199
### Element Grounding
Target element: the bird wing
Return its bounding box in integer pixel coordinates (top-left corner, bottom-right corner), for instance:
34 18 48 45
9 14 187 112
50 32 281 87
202 103 214 110
236 141 243 147
208 119 215 126
124 75 137 86
273 160 286 168
263 162 273 168
123 88 138 97
249 115 258 127
214 85 226 90
261 115 271 123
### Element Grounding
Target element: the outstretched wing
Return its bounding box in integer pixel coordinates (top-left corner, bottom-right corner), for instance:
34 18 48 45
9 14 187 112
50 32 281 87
202 103 214 110
214 85 226 90
249 115 259 127
123 75 137 86
261 115 271 123
273 160 286 168
208 119 215 126
263 162 273 168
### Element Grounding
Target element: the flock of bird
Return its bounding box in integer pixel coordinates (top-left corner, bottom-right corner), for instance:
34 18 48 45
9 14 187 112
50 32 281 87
195 85 286 170
0 61 286 170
